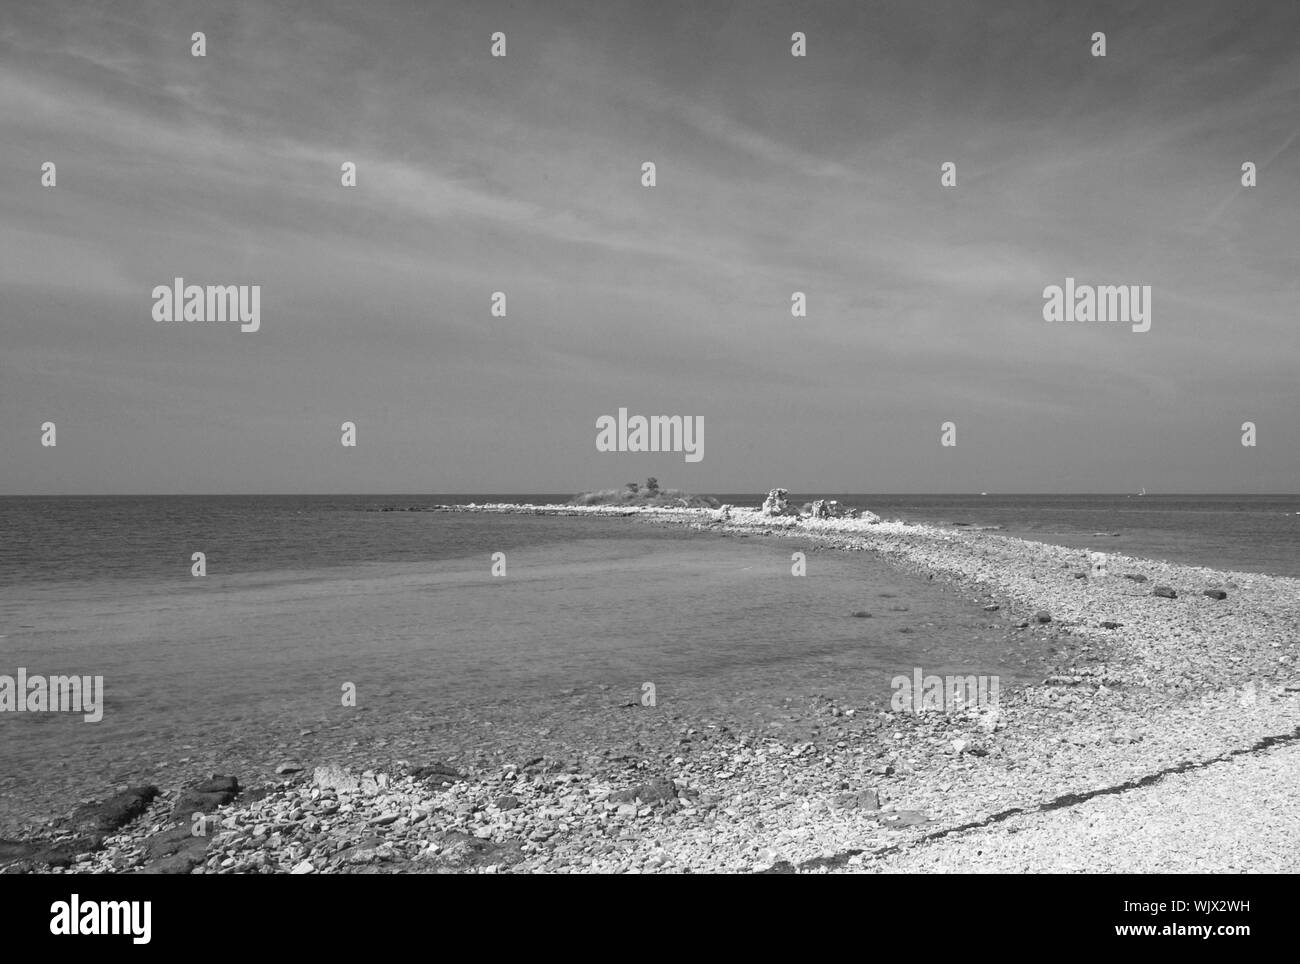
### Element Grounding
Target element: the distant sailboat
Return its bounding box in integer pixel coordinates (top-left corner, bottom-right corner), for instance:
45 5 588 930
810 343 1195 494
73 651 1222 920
1138 487 1146 496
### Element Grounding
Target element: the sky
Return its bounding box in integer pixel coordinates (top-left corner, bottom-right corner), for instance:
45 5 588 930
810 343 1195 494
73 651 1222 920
1 0 1297 495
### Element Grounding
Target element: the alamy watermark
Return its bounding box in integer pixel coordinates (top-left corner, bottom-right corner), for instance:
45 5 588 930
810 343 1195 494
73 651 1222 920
891 667 999 714
1042 277 1150 333
0 668 103 722
595 408 703 463
50 895 150 943
152 278 260 332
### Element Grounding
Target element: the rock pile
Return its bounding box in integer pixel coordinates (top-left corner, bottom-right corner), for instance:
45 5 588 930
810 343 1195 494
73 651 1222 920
760 488 792 517
810 499 858 519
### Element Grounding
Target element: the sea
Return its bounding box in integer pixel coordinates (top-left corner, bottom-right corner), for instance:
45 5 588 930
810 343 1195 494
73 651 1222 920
0 493 1294 825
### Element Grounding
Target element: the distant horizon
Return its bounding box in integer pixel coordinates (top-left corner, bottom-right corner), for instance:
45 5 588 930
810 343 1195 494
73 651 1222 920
4 490 1297 499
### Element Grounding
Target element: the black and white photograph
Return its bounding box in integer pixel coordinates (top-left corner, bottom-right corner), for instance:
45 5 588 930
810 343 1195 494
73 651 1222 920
0 0 1295 932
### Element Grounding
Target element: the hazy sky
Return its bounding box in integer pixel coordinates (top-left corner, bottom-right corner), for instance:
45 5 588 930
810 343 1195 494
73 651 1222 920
2 0 1296 494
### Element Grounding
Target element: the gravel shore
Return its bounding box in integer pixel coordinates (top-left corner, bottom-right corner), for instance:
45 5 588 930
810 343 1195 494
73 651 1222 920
4 504 1296 874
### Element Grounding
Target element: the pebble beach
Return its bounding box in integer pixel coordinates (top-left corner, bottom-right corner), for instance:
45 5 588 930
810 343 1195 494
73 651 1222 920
3 503 1297 874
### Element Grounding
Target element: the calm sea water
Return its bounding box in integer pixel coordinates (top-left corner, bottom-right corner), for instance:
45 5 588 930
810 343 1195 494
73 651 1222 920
2 494 1294 585
0 495 1054 823
0 493 1292 823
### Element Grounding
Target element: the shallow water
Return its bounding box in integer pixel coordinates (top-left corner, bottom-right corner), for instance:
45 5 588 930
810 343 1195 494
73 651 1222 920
0 507 1046 824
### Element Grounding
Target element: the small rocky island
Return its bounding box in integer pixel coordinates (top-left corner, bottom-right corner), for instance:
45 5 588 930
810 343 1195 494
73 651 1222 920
569 478 718 509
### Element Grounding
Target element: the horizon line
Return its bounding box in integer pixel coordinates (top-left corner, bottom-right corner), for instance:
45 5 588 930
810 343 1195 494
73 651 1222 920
3 491 1297 499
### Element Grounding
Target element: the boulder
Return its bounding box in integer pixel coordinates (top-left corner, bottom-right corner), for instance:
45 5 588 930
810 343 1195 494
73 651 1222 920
171 790 236 822
313 765 361 793
140 851 206 875
145 824 207 861
760 488 791 517
1153 586 1177 599
72 786 159 834
195 775 239 795
1203 589 1228 601
807 499 870 520
409 761 464 786
140 824 211 875
31 835 105 869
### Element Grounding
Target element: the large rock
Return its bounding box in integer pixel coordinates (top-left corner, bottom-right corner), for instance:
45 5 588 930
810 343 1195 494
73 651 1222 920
0 840 45 865
72 786 159 834
760 488 792 517
195 775 239 795
145 824 208 861
313 765 361 793
409 761 464 786
140 819 212 874
171 775 240 821
30 835 105 869
171 791 235 822
809 499 861 519
140 847 207 875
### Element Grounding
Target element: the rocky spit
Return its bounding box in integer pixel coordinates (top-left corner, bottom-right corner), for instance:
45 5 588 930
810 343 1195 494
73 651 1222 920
2 502 1297 874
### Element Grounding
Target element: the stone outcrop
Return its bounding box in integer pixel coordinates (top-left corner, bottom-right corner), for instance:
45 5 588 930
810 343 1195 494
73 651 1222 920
760 488 791 517
808 499 865 519
171 776 240 821
72 785 159 834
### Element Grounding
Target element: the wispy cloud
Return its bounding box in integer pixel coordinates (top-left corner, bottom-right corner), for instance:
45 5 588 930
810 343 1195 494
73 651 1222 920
2 0 1297 493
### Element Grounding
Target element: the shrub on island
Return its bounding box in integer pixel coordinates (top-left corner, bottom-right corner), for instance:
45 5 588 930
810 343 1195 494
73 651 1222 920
569 479 719 508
